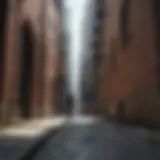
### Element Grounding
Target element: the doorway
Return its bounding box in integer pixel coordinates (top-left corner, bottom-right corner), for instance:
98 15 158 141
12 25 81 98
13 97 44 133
19 22 34 118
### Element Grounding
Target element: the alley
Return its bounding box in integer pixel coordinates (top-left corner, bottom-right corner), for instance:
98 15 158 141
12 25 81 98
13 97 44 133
0 0 160 159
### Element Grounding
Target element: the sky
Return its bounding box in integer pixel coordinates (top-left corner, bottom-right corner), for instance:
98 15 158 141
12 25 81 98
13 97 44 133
62 0 96 114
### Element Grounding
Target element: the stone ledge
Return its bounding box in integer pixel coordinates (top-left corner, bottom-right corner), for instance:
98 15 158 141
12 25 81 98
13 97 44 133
0 116 67 138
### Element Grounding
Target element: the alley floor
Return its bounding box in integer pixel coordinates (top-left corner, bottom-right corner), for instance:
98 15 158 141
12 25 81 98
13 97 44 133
34 118 160 160
0 116 160 160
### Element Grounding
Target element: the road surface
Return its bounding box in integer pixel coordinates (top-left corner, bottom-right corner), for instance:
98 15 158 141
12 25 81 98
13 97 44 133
33 120 160 160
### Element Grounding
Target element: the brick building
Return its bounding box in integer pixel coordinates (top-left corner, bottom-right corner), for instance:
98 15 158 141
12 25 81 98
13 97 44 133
99 0 160 123
0 0 61 125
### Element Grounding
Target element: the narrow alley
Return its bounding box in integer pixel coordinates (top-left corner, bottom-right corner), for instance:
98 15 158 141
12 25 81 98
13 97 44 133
0 0 160 160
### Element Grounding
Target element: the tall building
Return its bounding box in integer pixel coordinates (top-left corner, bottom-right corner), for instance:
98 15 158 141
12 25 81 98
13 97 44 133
0 0 61 125
99 0 160 124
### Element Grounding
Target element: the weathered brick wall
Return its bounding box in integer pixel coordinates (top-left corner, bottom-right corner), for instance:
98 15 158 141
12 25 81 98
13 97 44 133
1 0 22 124
99 0 160 123
42 0 60 115
0 0 60 124
21 0 60 116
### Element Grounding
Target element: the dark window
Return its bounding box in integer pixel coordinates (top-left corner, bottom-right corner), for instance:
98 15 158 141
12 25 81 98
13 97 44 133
120 0 131 49
0 0 8 100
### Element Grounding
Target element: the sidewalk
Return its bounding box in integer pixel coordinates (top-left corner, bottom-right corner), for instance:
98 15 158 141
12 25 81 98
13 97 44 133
0 116 67 160
0 116 67 137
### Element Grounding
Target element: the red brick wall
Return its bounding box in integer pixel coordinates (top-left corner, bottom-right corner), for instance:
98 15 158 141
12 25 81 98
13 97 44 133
0 0 60 124
99 0 160 122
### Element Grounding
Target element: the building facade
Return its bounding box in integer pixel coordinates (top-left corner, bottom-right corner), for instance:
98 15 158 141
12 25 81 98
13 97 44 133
0 0 61 125
99 0 160 124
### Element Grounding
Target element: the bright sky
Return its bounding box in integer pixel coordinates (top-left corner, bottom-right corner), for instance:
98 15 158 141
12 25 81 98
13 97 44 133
64 0 88 94
63 0 95 114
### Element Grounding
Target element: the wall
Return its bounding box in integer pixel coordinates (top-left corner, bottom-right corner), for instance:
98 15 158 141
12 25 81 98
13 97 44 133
0 0 60 125
99 0 160 123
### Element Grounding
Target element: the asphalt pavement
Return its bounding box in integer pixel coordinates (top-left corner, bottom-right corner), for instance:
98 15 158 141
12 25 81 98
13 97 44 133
0 135 37 160
34 120 160 160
